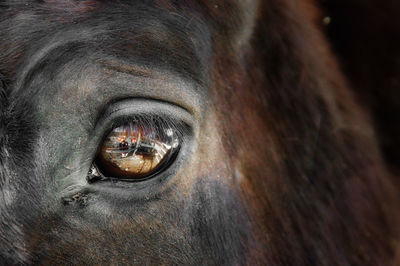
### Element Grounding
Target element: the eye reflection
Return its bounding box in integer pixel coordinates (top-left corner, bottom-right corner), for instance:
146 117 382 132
94 121 180 180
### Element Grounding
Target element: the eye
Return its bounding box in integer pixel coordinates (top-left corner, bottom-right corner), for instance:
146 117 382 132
89 119 181 182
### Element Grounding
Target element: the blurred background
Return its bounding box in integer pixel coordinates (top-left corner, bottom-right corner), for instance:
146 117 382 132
320 0 400 175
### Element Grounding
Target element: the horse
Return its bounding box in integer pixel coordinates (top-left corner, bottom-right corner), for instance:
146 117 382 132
0 0 399 264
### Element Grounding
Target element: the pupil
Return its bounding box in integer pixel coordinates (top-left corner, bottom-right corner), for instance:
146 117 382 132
119 140 129 149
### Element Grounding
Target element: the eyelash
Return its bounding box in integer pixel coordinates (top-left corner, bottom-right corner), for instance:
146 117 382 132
106 114 187 137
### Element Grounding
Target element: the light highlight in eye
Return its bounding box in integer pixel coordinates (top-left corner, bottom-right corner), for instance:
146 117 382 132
94 121 180 180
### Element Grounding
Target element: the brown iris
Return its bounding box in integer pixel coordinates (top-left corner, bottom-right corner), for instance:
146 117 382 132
94 121 180 180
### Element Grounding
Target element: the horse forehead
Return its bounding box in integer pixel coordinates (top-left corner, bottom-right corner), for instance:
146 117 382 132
39 0 258 39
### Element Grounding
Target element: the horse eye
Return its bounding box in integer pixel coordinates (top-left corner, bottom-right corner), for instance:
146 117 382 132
90 121 180 182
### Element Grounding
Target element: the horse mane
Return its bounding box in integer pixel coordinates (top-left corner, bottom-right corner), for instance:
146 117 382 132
207 0 400 264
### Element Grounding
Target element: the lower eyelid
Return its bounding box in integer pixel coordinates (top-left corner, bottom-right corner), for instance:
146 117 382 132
83 131 193 200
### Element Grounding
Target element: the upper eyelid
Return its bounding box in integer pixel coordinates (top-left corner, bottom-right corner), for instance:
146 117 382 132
106 116 187 141
94 98 194 133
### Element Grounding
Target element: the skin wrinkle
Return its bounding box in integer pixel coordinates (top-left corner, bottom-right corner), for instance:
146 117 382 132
100 60 154 79
0 0 399 265
11 28 108 97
